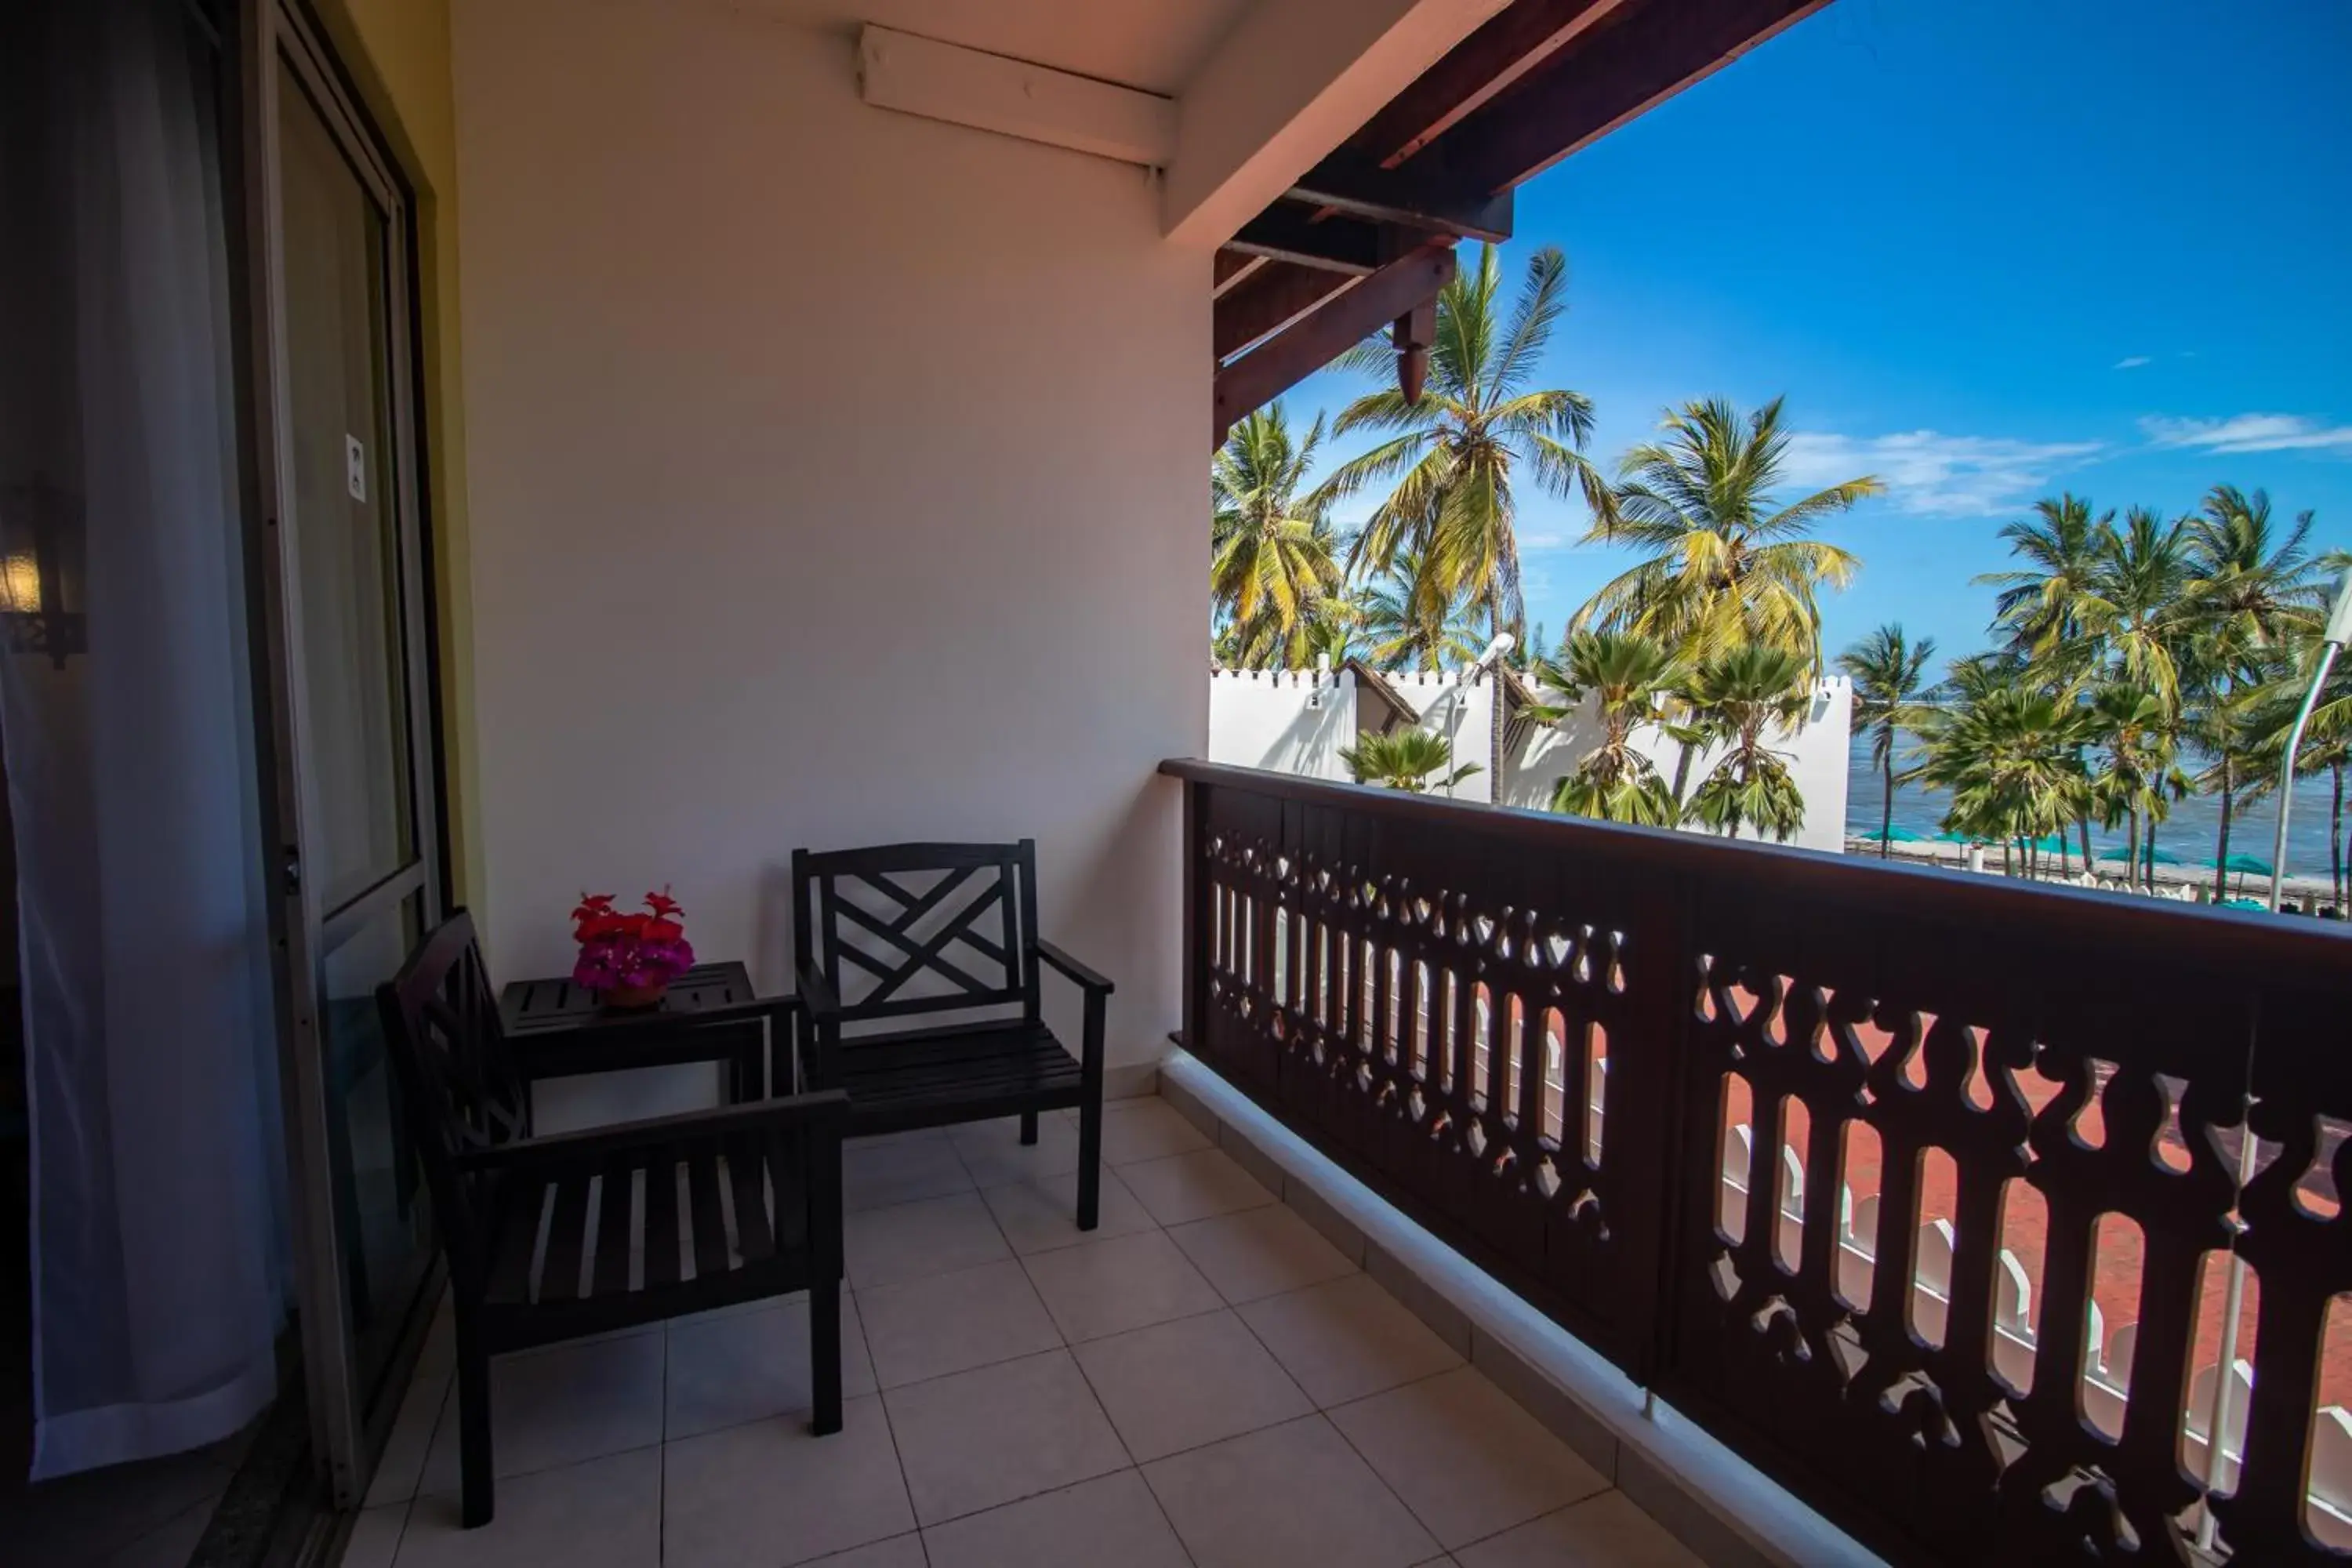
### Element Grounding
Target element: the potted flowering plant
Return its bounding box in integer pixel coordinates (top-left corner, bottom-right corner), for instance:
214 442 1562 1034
572 888 696 1008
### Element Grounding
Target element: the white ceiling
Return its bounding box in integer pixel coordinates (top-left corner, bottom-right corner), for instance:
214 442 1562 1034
720 0 1259 96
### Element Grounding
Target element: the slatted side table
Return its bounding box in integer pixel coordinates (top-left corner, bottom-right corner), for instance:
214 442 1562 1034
499 961 793 1105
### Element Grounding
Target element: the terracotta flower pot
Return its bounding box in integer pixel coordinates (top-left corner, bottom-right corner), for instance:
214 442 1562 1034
601 979 670 1010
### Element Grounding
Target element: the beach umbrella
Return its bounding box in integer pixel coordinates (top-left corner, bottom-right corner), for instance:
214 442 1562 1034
2205 852 2274 898
1933 829 1985 845
1860 825 1925 843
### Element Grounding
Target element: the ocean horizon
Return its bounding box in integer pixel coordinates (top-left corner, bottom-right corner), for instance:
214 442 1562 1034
1842 732 2342 884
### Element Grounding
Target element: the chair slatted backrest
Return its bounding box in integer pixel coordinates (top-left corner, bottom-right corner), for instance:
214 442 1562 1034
793 840 1041 1026
376 910 529 1294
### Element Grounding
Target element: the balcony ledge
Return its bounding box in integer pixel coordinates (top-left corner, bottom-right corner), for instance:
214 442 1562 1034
1161 1047 1882 1568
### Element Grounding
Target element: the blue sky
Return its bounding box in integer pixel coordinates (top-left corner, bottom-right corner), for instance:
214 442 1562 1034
1280 0 2352 664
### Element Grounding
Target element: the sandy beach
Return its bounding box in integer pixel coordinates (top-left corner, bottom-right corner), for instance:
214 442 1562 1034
1842 835 2343 909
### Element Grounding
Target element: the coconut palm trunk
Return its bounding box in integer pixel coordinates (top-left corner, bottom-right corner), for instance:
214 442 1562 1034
1878 754 1896 859
2211 761 2235 902
2125 811 2140 892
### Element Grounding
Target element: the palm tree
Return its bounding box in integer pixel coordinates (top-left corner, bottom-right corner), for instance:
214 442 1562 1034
2183 653 2279 900
1359 550 1485 671
1326 245 1609 644
1539 630 1685 826
1573 397 1878 676
1976 493 2114 668
1339 729 1481 793
1212 404 1345 666
2252 621 2352 906
1680 645 1813 840
2085 684 2181 891
1294 586 1374 668
2184 484 2323 655
1915 676 2089 876
2080 506 2193 708
1836 623 1937 858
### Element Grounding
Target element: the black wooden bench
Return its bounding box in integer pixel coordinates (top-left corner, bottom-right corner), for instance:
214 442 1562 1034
792 840 1112 1228
378 911 848 1527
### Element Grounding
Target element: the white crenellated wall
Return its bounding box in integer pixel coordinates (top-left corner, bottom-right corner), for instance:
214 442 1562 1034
1204 667 1855 851
1207 666 1359 782
1381 669 1501 804
1512 675 1853 853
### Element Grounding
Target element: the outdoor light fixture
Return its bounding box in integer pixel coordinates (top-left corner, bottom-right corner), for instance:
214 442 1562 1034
2267 566 2352 913
2191 568 2352 1552
0 475 87 669
1434 633 1514 799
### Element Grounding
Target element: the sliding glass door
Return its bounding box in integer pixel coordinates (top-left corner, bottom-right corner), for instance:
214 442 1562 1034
241 2 443 1503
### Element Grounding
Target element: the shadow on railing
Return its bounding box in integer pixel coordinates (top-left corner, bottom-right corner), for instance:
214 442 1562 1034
1162 758 2352 1566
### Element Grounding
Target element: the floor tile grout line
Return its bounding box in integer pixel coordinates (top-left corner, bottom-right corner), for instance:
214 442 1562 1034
1316 1391 1457 1558
867 1376 925 1562
1440 1490 1628 1559
412 1432 672 1501
914 1467 1200 1568
656 1327 670 1567
1219 1286 1330 1432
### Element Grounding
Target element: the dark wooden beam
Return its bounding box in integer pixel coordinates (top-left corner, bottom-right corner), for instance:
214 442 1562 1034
1226 207 1385 275
1284 147 1513 242
1394 296 1436 405
1214 245 1457 443
1213 249 1265 298
1348 0 1636 163
1214 261 1356 363
1432 0 1830 194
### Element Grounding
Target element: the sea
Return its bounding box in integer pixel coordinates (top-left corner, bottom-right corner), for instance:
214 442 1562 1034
1842 733 2343 885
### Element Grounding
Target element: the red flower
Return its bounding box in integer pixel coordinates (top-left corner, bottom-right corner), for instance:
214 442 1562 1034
568 887 695 993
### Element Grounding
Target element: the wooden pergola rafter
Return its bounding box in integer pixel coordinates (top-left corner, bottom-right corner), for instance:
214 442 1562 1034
1210 0 1833 445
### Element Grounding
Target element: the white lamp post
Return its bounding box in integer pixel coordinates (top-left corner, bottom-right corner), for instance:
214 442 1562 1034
2267 568 2352 913
2193 572 2352 1549
1433 633 1515 798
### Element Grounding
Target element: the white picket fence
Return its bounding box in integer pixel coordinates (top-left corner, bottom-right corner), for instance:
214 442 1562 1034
1717 1125 2352 1546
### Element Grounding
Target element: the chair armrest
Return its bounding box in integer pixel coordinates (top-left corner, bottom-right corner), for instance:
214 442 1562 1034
458 1088 850 1174
796 964 844 1022
1034 939 1114 996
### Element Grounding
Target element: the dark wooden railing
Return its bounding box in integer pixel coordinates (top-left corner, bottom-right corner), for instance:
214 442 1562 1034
1162 758 2352 1566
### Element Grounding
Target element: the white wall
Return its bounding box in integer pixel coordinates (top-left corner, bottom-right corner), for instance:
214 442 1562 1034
1207 667 1357 780
453 0 1203 1111
1385 670 1499 804
1512 676 1853 853
1204 669 1854 851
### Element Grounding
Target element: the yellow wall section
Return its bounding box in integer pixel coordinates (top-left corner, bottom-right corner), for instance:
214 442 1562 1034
310 0 487 925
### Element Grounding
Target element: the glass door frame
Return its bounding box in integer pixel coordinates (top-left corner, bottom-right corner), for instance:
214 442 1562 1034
234 0 447 1504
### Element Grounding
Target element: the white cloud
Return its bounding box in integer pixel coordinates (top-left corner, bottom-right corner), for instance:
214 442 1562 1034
2113 355 2152 369
1779 430 2103 517
2140 413 2352 455
1517 528 1572 550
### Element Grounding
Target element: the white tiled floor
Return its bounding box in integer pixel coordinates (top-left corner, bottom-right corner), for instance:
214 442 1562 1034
344 1098 1704 1568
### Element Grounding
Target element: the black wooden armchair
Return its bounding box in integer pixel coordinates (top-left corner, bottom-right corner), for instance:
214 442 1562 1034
378 911 848 1528
792 840 1113 1228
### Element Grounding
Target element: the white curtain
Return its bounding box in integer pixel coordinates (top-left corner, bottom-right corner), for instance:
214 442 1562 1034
1 0 290 1478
